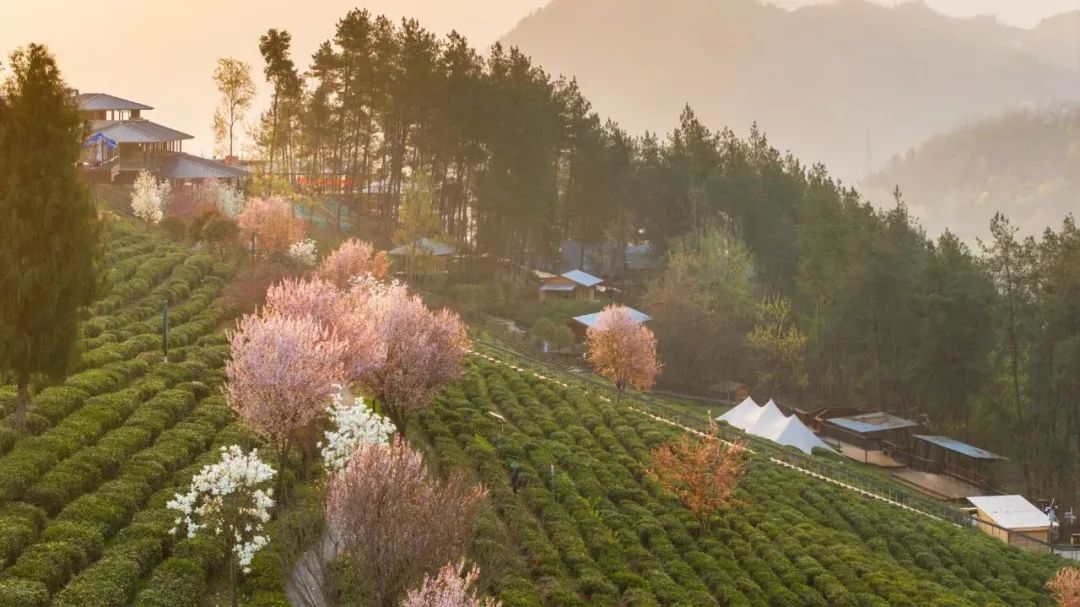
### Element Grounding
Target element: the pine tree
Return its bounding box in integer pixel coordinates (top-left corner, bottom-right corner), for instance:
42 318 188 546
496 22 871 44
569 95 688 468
0 44 101 430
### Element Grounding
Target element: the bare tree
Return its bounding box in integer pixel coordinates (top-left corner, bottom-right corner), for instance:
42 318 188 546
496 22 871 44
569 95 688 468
212 58 256 158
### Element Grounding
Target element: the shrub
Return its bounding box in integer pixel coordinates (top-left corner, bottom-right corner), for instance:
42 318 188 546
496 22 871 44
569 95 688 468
0 579 49 607
41 521 105 560
160 215 188 242
133 557 206 607
4 540 87 592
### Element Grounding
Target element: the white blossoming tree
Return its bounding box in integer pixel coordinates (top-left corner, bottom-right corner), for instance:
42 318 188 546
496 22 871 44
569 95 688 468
131 169 169 225
217 182 246 217
288 238 318 268
167 445 275 607
319 386 396 473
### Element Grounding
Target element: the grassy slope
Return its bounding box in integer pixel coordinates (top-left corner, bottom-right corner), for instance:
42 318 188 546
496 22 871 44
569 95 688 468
417 349 1063 607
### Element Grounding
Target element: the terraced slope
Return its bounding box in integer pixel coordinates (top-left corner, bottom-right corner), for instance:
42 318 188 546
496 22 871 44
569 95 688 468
417 352 1063 607
0 221 260 607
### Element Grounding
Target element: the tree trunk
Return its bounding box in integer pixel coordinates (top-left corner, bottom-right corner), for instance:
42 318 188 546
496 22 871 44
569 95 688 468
278 440 291 505
15 375 29 431
230 552 239 607
386 405 408 437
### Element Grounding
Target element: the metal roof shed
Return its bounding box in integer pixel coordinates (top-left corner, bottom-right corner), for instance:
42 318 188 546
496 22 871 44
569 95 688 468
561 270 604 288
913 435 1003 489
571 308 652 329
827 412 919 435
914 435 1003 461
967 495 1052 549
822 412 919 465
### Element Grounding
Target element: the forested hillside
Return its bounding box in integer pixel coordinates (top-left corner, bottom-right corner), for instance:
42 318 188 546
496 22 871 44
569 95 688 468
864 106 1080 239
499 0 1080 181
246 7 1080 501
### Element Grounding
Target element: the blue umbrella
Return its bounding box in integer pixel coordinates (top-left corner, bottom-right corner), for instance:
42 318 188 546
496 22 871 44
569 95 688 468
84 132 118 149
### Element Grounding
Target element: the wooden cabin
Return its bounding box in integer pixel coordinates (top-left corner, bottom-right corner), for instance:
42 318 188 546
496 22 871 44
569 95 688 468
913 435 1003 489
388 238 456 274
967 495 1053 550
539 270 603 301
822 412 919 466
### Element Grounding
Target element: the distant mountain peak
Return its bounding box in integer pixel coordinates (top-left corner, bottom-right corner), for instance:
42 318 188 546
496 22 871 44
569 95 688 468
501 0 1079 183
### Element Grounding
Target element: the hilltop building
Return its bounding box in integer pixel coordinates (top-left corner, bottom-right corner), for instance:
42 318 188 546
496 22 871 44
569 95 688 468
76 92 247 185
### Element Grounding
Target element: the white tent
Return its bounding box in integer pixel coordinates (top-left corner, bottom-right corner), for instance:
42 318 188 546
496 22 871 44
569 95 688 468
747 402 787 437
718 398 836 455
769 416 836 455
717 397 761 431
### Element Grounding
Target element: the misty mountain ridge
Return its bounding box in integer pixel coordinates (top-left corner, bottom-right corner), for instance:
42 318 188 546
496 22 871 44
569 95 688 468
864 104 1080 241
501 0 1080 204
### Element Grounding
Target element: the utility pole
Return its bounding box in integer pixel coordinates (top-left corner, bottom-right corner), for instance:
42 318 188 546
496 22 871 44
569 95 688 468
162 302 169 363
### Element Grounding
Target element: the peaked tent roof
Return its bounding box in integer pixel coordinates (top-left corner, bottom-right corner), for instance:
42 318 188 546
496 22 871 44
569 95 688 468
388 237 456 257
561 269 604 287
91 120 193 144
719 397 836 455
718 397 761 431
967 495 1050 530
76 92 153 112
572 308 652 329
770 417 837 455
155 153 249 180
747 402 788 437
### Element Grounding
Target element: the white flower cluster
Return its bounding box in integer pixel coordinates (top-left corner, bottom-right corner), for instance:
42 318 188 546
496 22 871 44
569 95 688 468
288 238 318 268
167 445 276 573
319 387 396 473
131 169 169 225
217 184 246 217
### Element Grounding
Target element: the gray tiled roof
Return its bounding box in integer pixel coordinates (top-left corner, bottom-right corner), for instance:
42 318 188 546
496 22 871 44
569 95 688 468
156 153 248 180
76 93 153 112
91 120 192 143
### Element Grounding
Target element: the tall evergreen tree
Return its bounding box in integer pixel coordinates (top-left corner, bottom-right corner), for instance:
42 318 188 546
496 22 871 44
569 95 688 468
258 29 301 176
0 44 101 430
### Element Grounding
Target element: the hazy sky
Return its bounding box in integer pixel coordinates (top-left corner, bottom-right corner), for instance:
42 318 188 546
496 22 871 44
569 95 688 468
1 0 1076 153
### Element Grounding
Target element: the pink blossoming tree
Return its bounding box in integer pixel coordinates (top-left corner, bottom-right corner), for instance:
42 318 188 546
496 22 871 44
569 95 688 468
225 311 347 495
237 196 304 256
325 438 486 607
401 561 500 607
315 238 390 288
586 304 661 397
264 277 383 380
358 282 470 433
